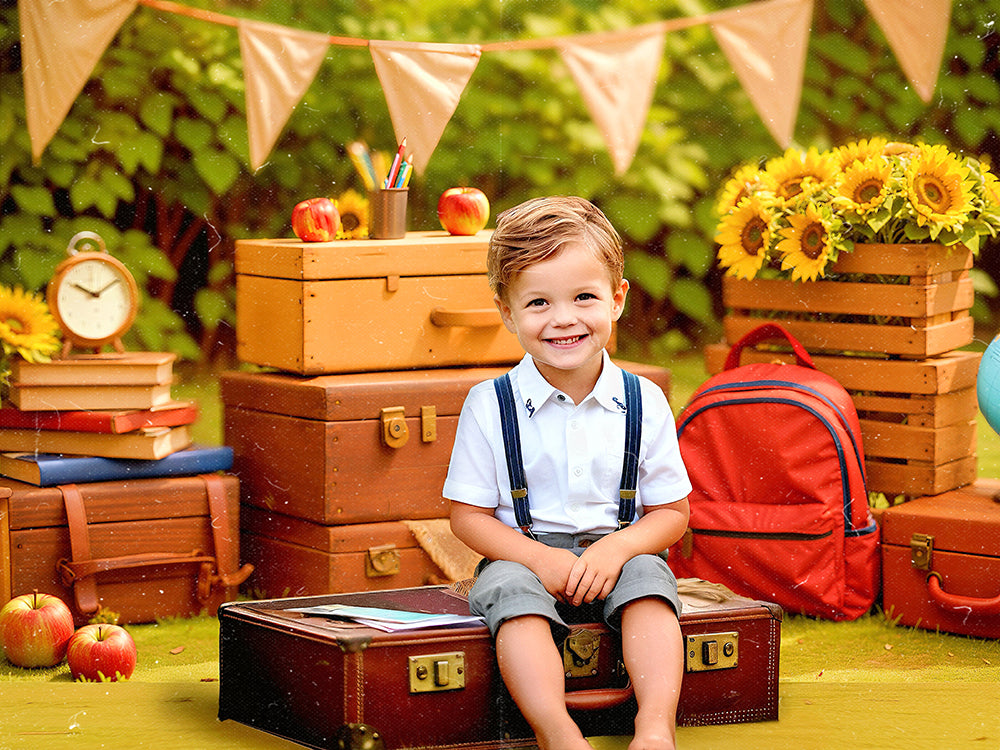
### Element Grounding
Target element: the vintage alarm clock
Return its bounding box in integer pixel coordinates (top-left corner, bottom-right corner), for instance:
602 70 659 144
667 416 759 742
46 231 140 357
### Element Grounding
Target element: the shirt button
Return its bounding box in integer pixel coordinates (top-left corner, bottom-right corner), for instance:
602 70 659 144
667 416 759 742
557 394 566 402
570 420 579 430
573 467 583 477
569 504 581 513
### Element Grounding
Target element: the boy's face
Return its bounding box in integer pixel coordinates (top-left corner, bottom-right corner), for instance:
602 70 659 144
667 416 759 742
495 242 628 395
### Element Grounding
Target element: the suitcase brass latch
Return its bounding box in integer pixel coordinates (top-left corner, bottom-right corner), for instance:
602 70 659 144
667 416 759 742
365 544 401 577
563 628 601 678
409 652 466 693
910 533 934 571
685 632 738 672
380 407 409 448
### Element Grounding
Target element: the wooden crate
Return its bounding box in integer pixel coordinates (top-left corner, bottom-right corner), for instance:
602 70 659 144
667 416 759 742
704 345 980 498
722 243 974 359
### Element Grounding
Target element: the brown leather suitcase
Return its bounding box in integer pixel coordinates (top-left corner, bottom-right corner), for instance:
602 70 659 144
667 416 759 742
241 506 448 598
222 362 671 526
881 479 1000 638
218 584 781 748
0 474 252 625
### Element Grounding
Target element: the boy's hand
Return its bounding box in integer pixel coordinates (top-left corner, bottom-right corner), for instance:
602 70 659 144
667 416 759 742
564 535 632 606
532 546 581 603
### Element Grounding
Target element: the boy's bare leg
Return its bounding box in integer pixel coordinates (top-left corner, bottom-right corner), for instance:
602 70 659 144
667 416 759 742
620 599 682 750
495 615 593 750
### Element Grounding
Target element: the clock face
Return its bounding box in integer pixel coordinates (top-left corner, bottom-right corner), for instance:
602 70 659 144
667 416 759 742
54 258 136 342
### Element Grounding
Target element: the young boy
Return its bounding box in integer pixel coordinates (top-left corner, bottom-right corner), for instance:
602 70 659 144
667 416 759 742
445 196 691 750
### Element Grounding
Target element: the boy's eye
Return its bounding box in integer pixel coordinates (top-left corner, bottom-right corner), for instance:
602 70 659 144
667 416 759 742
526 298 547 307
576 292 597 301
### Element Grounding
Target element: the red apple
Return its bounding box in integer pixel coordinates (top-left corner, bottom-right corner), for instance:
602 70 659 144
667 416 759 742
0 591 75 668
67 623 137 682
437 187 490 235
292 197 341 242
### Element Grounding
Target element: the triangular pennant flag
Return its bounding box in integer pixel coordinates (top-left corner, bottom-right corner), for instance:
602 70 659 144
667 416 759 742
20 0 138 162
864 0 951 102
710 0 813 148
238 19 330 170
559 27 666 175
369 40 481 175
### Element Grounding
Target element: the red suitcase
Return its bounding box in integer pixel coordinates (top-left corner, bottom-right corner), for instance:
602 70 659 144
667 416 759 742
881 479 1000 638
218 584 781 748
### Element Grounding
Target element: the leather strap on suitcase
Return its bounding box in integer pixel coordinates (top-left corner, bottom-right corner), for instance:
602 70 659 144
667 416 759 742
56 474 253 615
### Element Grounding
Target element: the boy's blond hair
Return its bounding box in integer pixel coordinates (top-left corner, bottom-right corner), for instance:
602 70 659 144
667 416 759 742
487 196 623 301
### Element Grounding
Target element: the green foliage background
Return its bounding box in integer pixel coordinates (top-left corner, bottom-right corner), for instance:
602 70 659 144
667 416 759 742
1 0 998 365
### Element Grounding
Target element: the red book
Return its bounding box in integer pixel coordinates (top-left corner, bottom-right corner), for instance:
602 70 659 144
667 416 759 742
0 402 198 434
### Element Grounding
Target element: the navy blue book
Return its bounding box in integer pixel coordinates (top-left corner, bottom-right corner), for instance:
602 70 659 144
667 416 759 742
0 445 234 486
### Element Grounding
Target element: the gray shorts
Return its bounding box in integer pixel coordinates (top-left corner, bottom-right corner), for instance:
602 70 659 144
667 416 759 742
467 533 682 639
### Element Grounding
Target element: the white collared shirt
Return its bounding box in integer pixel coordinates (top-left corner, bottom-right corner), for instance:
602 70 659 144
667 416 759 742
443 352 692 535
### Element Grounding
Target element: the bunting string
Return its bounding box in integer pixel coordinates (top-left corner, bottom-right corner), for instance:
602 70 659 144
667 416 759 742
21 0 953 173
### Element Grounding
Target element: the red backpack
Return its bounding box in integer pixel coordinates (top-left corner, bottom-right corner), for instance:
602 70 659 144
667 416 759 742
670 324 879 620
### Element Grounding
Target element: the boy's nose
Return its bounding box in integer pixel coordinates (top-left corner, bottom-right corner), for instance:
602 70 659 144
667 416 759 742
550 304 578 326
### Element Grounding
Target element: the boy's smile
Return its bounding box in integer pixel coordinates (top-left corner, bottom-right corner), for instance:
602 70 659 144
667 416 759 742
495 242 628 402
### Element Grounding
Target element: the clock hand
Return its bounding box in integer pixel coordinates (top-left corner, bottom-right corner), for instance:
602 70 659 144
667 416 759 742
95 278 122 296
70 282 100 298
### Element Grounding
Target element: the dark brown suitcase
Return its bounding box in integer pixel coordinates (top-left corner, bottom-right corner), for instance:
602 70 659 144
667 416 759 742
241 506 448 598
221 362 671 526
218 584 780 748
881 478 1000 638
0 473 252 625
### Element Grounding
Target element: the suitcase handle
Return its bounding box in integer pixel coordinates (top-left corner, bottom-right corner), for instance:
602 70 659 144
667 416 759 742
563 682 634 711
724 322 816 371
926 572 1000 615
430 307 501 328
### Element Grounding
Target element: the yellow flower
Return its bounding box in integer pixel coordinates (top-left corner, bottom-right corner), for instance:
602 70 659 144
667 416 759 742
336 189 369 239
981 164 1000 209
0 286 61 362
832 137 888 169
765 147 840 205
715 164 776 216
834 157 892 217
715 196 773 280
776 203 834 282
905 144 973 231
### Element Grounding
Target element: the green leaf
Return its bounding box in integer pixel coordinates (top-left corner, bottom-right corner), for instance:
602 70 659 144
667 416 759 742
139 94 175 137
194 287 230 327
669 278 714 325
175 118 213 152
625 250 672 300
11 185 56 215
192 148 239 194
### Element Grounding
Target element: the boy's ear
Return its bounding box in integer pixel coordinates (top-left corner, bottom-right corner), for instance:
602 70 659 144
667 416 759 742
612 279 629 321
494 294 517 334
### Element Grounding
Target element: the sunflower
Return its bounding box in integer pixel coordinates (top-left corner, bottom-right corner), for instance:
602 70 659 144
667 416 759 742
764 147 840 206
0 285 61 362
715 195 774 280
336 189 369 239
776 203 837 282
981 163 1000 209
715 163 776 216
832 137 888 169
833 157 893 218
905 144 974 233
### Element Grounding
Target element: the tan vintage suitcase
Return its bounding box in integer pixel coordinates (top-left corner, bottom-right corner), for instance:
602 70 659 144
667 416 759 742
222 361 671 526
241 506 449 598
0 474 252 625
881 479 1000 638
218 584 781 749
235 231 526 374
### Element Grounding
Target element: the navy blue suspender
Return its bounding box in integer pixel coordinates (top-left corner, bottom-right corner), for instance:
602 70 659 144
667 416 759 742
493 370 642 539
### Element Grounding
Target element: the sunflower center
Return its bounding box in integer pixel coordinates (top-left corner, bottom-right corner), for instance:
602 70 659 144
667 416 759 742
800 222 826 259
2 316 25 334
915 175 951 212
855 179 882 204
341 212 361 232
740 217 767 256
780 178 803 199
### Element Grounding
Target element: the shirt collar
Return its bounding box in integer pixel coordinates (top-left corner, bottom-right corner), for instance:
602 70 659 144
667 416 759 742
517 352 624 416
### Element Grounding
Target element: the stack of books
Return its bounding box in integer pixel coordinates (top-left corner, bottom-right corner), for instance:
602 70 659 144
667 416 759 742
0 352 232 486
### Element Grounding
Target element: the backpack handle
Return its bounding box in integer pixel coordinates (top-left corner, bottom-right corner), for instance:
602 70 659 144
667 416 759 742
724 323 816 371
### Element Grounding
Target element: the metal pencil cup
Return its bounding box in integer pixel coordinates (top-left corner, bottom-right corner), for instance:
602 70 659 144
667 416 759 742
369 188 408 239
